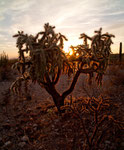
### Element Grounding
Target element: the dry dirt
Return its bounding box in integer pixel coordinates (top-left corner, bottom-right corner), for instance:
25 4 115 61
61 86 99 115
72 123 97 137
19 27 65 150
0 68 124 150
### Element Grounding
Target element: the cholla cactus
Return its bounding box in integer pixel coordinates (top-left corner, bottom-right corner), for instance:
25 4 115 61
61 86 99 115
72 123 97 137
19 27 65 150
69 28 115 85
11 24 114 113
11 23 68 93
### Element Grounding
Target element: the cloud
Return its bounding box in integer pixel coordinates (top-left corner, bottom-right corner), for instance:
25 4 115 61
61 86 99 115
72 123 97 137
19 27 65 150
0 0 34 14
0 15 4 21
105 22 124 42
0 0 124 57
10 0 34 11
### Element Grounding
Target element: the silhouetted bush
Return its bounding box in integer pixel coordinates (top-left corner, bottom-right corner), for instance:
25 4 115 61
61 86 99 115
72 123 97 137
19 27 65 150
0 51 8 67
0 52 9 81
61 96 124 150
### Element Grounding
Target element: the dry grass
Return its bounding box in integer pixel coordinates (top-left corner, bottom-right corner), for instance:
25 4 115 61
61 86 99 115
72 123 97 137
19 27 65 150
0 52 9 81
0 52 17 81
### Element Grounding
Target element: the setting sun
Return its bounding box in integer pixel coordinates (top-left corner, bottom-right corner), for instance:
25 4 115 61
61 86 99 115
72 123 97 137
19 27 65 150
68 48 73 55
63 41 72 53
63 39 82 55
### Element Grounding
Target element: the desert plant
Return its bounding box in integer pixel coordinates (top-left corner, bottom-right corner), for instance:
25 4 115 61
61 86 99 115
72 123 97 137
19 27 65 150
0 51 9 81
0 51 8 67
10 23 114 113
62 97 124 150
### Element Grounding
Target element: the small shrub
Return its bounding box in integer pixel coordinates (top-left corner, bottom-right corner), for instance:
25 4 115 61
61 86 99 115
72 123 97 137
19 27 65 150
62 96 124 150
0 51 9 81
8 58 18 66
0 51 8 67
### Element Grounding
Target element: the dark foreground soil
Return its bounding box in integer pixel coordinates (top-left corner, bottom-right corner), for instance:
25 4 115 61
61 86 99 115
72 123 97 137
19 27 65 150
0 66 124 150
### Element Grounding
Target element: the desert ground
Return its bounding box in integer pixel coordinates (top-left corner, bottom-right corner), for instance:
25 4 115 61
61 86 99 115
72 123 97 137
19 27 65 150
0 65 124 150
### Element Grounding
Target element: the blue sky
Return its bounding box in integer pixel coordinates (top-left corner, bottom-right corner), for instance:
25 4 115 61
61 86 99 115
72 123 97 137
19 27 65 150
0 0 124 58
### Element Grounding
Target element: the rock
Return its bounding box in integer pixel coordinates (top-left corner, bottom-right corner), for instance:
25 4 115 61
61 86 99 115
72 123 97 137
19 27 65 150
18 142 26 148
54 119 59 123
33 124 38 131
4 141 12 147
33 124 38 127
105 140 111 145
39 145 44 150
81 141 84 144
54 132 59 136
51 125 55 128
21 135 29 142
26 108 32 113
47 109 53 113
29 117 33 121
54 128 59 132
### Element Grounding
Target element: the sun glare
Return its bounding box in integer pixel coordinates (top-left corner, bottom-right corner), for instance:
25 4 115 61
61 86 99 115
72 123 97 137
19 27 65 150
63 41 72 53
63 39 82 55
63 40 76 55
68 48 73 55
